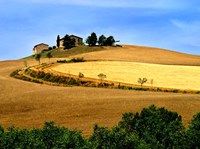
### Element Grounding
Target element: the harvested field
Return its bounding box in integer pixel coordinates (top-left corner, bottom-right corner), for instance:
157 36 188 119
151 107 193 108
0 60 200 137
51 61 200 91
70 45 200 66
1 45 200 136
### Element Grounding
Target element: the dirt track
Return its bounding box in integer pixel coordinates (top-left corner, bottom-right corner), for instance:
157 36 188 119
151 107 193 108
0 59 200 136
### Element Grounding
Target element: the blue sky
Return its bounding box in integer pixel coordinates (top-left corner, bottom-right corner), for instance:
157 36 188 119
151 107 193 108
1 0 200 60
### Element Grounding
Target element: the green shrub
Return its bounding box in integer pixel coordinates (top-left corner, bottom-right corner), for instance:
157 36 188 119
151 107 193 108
10 69 20 77
128 87 133 90
89 125 150 149
79 72 84 78
187 112 200 148
0 122 87 149
118 105 185 148
43 73 52 81
48 47 53 50
70 57 85 63
157 88 161 92
173 89 179 93
57 60 68 63
57 57 85 63
0 105 200 148
36 71 45 79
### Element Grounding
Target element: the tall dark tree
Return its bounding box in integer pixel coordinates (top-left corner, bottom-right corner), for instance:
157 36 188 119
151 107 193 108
86 32 97 46
63 34 75 49
106 36 115 46
56 35 60 48
35 54 41 65
98 35 107 46
91 32 97 46
86 36 92 46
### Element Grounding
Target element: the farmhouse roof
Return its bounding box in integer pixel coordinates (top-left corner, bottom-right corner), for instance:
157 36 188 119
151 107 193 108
70 35 83 39
60 35 83 40
34 43 49 48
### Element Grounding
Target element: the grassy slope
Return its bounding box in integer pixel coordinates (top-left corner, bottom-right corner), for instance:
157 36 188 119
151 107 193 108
23 45 200 66
23 46 107 59
70 45 200 66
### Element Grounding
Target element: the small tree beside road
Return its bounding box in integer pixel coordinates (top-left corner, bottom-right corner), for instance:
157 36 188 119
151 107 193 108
35 54 41 65
98 73 106 84
138 78 148 88
46 52 53 64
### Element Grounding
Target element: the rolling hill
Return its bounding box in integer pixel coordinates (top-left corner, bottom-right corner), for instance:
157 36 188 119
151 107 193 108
1 44 200 136
69 45 200 66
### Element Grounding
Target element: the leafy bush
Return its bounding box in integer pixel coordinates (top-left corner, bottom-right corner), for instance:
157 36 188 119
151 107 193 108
173 89 179 93
48 47 53 50
187 112 200 148
118 105 185 148
79 72 84 78
10 69 20 77
57 59 68 63
0 122 87 149
57 57 85 63
0 105 199 148
24 69 79 86
70 57 85 63
89 125 150 149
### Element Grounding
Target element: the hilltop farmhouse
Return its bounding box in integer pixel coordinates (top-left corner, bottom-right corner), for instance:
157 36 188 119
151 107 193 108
59 35 83 47
33 43 49 54
32 35 83 54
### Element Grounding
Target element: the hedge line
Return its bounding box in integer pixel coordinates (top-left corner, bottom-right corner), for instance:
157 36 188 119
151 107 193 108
11 68 200 94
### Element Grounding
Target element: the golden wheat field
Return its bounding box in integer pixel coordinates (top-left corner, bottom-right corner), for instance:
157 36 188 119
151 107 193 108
51 61 200 91
0 45 200 136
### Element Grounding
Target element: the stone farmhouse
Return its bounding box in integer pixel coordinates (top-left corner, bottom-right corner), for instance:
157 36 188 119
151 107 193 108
32 35 82 54
59 35 83 47
33 43 49 54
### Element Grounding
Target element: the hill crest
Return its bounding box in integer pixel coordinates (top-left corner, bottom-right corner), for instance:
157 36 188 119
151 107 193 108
68 45 200 66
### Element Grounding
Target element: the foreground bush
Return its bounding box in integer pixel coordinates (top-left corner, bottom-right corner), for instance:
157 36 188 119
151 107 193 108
0 105 199 148
0 122 87 149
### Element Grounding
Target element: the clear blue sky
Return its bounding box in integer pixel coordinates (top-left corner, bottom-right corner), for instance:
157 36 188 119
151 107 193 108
1 0 200 60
